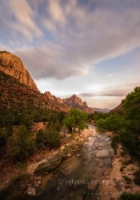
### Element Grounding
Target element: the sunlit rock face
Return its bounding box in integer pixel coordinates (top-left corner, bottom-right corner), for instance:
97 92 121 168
63 94 94 113
44 91 56 101
0 51 39 92
63 94 87 107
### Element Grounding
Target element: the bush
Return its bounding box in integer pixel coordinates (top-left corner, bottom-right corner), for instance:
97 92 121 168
134 169 140 185
46 124 60 148
119 131 136 150
5 125 13 136
36 129 46 149
120 192 140 200
9 125 36 159
123 176 132 184
21 114 33 129
0 129 8 147
97 113 124 133
120 167 124 172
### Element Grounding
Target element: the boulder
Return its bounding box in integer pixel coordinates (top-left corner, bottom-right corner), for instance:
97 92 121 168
25 186 36 196
96 150 110 158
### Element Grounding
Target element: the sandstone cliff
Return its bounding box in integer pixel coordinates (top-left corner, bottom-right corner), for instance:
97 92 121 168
0 51 39 92
44 91 56 101
44 91 64 104
63 94 88 107
62 94 94 113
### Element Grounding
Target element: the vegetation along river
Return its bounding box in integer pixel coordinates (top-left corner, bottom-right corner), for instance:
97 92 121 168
34 125 114 200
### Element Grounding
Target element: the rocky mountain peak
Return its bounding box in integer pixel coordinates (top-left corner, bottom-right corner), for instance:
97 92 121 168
61 94 94 112
44 91 56 101
83 101 88 107
70 94 83 105
0 51 39 92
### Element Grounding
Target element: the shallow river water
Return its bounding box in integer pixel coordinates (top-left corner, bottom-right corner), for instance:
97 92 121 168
36 125 114 200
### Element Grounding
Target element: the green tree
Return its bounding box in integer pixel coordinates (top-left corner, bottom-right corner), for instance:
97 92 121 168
63 116 74 133
97 113 124 133
36 129 46 149
120 192 140 200
61 125 69 137
0 129 8 147
21 114 33 129
5 125 13 136
0 129 8 158
46 124 60 148
94 111 105 121
97 87 140 157
63 108 87 133
88 113 94 122
123 87 140 134
9 125 35 159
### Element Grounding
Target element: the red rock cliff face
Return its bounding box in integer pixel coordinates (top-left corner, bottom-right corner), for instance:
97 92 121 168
63 94 87 107
0 51 39 92
44 91 56 101
62 94 94 113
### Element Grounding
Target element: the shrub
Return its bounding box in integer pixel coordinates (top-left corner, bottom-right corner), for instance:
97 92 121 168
9 125 36 159
120 192 140 200
46 124 60 148
0 129 8 147
36 129 46 149
123 176 132 184
120 167 124 172
134 169 140 185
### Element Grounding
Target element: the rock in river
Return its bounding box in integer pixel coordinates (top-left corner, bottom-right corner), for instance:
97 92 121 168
96 150 110 159
25 186 36 196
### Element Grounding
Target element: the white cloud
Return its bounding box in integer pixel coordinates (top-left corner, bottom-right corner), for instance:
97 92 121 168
106 74 114 78
1 0 140 81
9 0 42 39
43 19 56 31
47 0 66 26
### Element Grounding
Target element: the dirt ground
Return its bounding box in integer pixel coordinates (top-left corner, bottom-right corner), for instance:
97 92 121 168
99 145 140 200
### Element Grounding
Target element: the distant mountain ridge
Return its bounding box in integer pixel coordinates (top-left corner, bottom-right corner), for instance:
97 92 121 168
93 107 110 113
43 92 94 113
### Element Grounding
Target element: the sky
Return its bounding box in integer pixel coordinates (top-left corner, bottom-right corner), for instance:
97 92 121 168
0 0 140 109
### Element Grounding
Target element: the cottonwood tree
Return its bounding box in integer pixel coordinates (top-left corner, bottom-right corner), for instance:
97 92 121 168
63 108 87 134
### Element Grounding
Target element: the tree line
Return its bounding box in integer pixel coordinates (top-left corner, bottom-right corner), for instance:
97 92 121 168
0 108 88 159
94 86 140 157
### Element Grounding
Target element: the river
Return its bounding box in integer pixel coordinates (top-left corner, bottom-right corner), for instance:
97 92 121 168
36 125 114 200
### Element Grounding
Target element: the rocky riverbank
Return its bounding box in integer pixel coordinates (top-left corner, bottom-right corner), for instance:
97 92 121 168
98 145 140 200
0 128 93 199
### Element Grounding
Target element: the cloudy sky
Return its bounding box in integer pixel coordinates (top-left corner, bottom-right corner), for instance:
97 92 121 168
0 0 140 109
